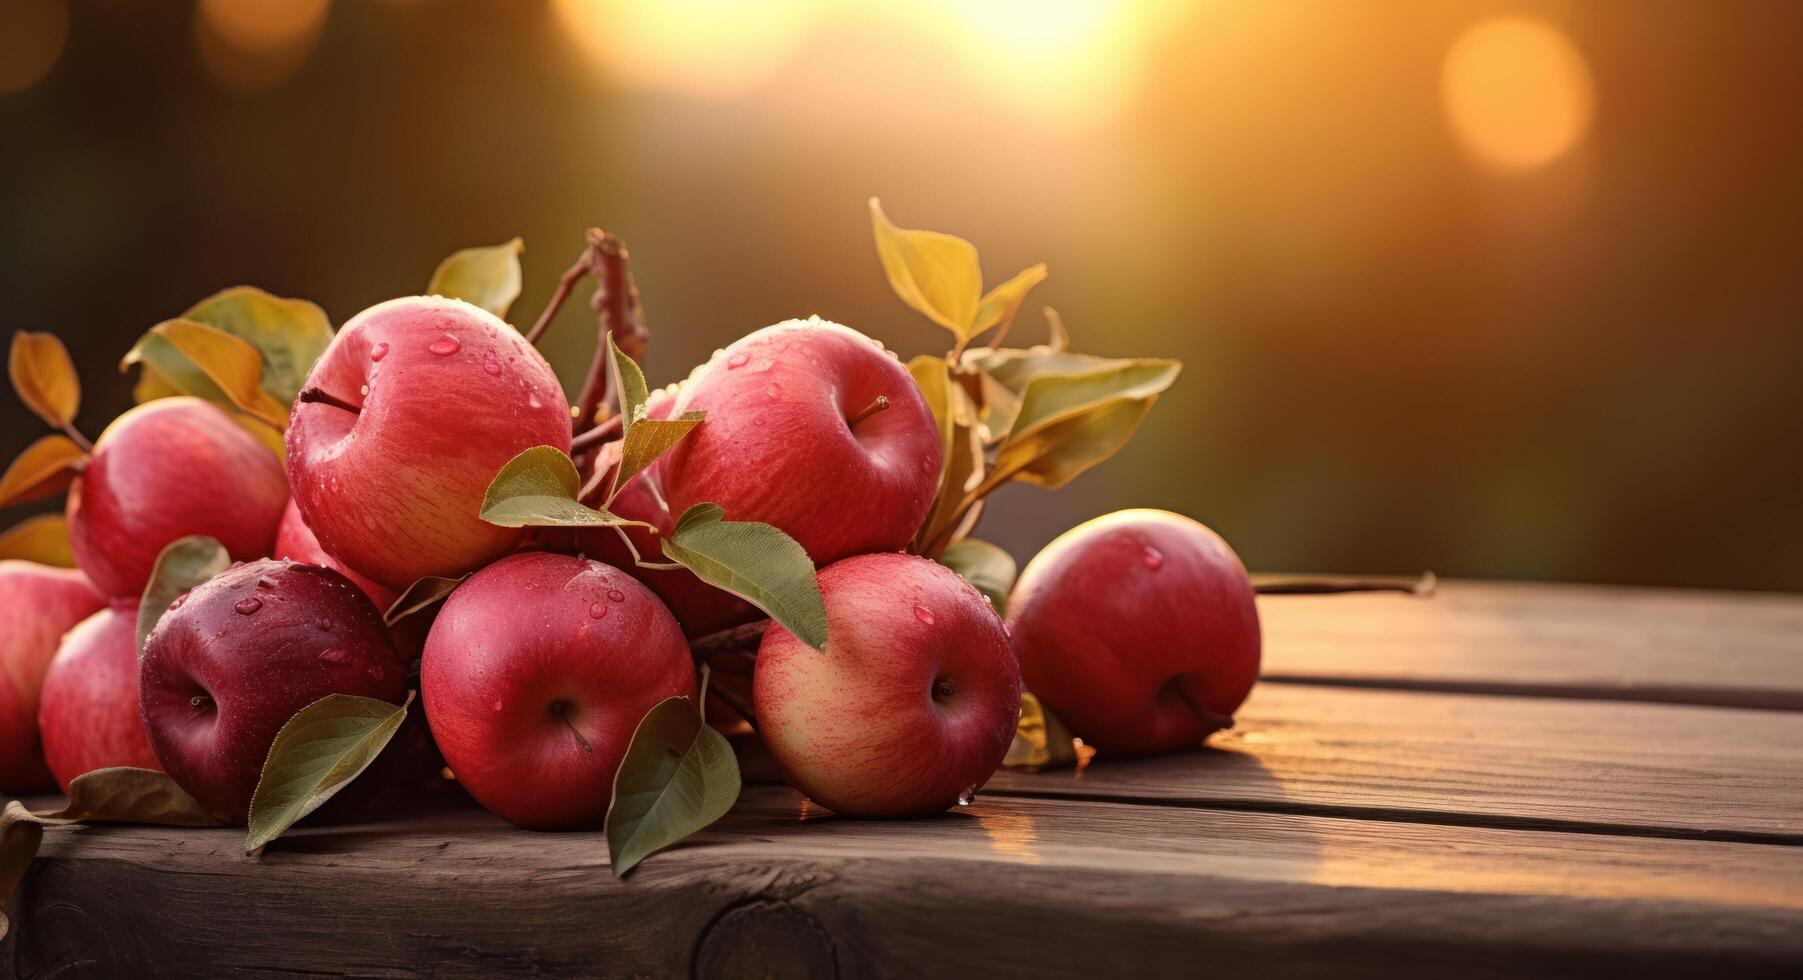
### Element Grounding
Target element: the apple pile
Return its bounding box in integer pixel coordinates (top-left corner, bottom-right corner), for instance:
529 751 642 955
0 202 1274 883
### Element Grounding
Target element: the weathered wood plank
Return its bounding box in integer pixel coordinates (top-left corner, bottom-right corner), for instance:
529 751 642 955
7 787 1802 979
1258 581 1803 707
988 683 1803 840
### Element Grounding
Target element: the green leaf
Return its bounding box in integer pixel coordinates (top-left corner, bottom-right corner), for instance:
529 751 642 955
0 434 84 508
869 198 983 338
9 331 80 430
608 332 650 436
969 263 1048 340
0 513 74 566
608 412 704 503
427 238 525 320
605 696 741 877
137 535 230 658
43 767 221 826
936 538 1017 615
182 286 335 407
1002 693 1079 771
479 445 651 529
985 396 1156 492
246 692 413 852
120 320 292 429
384 573 469 627
661 504 829 652
1008 359 1179 437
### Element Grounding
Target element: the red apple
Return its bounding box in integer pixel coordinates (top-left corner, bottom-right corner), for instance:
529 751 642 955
273 498 397 610
655 318 941 566
754 552 1019 817
285 296 572 590
67 397 289 597
38 600 162 790
1006 509 1261 756
139 558 406 823
0 561 106 790
421 552 694 830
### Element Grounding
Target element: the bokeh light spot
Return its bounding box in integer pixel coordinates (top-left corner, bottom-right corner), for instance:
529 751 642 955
552 0 819 99
196 0 332 94
0 0 69 96
1442 17 1595 171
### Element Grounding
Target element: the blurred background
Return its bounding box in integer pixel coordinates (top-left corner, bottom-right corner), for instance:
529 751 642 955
2 0 1799 591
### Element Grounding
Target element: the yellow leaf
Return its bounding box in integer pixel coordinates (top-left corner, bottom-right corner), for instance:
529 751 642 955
181 286 334 406
970 263 1048 340
1003 693 1079 771
0 513 75 566
869 198 982 338
121 320 291 430
0 435 85 508
427 238 525 321
985 395 1156 492
908 357 987 554
8 331 80 430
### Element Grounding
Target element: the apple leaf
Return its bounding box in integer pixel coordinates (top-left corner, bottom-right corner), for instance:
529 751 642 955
0 434 85 509
427 238 525 320
8 331 80 430
936 538 1017 615
246 692 413 852
480 445 652 529
605 696 741 877
986 396 1157 493
41 767 221 827
121 320 291 430
182 286 335 407
607 332 651 435
869 198 983 338
0 513 74 567
1002 692 1079 771
969 263 1048 341
907 357 986 555
607 412 705 504
660 504 829 652
136 535 230 658
1008 359 1179 440
385 573 469 628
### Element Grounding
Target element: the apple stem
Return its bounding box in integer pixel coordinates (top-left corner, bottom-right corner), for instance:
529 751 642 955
846 395 891 427
549 701 593 754
690 620 770 661
523 249 592 347
569 414 624 455
297 387 360 416
60 422 93 453
1254 572 1437 597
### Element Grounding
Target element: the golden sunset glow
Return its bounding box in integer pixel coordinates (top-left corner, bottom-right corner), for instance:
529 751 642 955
0 0 69 95
552 0 818 99
195 0 332 93
1442 17 1596 171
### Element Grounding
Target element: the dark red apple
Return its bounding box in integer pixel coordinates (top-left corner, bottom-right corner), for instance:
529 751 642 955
754 552 1020 817
654 318 941 566
0 561 106 791
139 558 406 823
1006 509 1261 756
421 552 694 830
67 397 289 597
285 296 572 590
38 600 162 790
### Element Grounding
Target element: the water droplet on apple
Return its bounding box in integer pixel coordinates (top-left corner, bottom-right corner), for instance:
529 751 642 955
956 787 976 807
319 649 350 665
256 578 275 590
233 596 263 615
428 335 461 356
318 617 333 631
528 393 544 410
913 604 936 625
606 588 626 602
588 602 609 620
370 342 389 362
1002 622 1013 639
368 664 386 681
919 457 936 473
1141 546 1164 570
492 699 504 712
751 359 773 373
727 351 751 369
168 593 187 611
482 353 502 376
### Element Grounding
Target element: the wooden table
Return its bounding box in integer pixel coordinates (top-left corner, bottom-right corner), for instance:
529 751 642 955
4 581 1800 978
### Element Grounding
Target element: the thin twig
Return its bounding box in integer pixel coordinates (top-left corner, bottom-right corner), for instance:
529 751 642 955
1254 572 1437 597
690 620 771 661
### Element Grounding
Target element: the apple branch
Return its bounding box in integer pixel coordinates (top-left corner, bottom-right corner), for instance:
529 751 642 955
689 620 770 662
